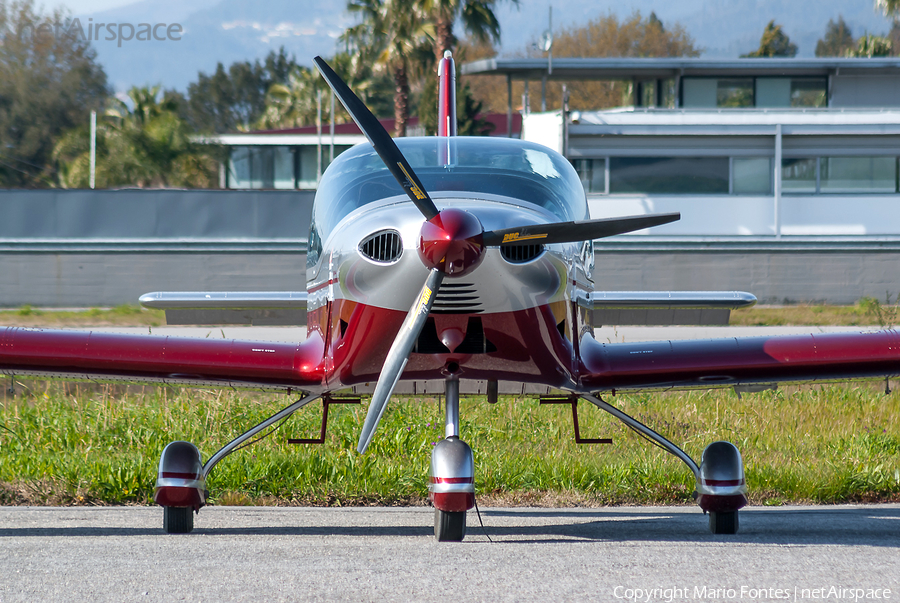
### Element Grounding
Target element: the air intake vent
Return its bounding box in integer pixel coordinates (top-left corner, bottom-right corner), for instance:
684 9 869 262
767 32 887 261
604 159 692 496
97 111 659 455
432 282 482 314
359 230 403 263
500 244 544 263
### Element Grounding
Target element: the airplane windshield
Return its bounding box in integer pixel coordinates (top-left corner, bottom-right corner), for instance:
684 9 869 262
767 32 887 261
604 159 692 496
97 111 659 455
312 137 588 239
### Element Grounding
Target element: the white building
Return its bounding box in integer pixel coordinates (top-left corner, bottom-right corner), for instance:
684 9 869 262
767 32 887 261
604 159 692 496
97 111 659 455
461 58 900 303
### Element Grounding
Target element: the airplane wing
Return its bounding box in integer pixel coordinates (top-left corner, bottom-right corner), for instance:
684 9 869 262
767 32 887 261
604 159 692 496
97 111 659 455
592 290 757 326
578 329 900 392
0 326 325 393
139 291 307 326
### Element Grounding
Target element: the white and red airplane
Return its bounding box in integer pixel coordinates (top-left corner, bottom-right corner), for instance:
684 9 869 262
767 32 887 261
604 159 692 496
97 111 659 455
2 53 899 540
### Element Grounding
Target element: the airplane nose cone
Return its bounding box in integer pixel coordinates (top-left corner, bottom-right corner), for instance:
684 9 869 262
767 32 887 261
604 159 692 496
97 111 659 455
418 208 485 277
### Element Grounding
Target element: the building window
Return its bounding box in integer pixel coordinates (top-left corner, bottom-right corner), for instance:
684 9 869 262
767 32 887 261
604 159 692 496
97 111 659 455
717 79 754 108
682 78 753 108
228 146 289 189
791 79 827 108
682 77 826 109
783 157 899 193
733 158 772 195
609 157 729 194
781 158 818 193
297 145 353 189
573 158 606 193
272 147 294 189
227 145 353 189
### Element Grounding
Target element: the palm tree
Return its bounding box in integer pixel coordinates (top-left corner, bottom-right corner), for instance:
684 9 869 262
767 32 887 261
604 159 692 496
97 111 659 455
53 86 217 188
423 0 511 59
343 0 434 136
256 52 377 130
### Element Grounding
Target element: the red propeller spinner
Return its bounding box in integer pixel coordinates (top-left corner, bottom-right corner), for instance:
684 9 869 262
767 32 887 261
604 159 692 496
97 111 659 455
418 208 485 277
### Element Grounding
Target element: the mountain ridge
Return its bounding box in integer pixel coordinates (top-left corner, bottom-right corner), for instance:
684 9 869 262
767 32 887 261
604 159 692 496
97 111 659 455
74 0 896 93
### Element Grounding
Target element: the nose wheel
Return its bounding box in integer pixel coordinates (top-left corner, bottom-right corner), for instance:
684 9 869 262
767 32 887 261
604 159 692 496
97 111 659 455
435 509 466 541
709 510 739 535
163 506 194 534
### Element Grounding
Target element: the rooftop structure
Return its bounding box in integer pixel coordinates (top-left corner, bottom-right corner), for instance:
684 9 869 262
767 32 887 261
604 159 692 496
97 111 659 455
202 114 522 190
460 58 900 240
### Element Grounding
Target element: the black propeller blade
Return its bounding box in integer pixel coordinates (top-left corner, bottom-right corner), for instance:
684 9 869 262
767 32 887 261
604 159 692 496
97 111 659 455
313 56 440 221
482 213 681 247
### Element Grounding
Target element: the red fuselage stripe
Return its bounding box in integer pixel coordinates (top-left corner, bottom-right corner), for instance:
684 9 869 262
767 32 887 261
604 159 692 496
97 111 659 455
702 479 745 487
429 476 474 484
308 278 340 294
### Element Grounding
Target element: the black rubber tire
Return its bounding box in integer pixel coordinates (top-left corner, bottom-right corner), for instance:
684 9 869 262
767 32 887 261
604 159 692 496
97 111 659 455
434 509 466 542
163 506 194 534
709 510 739 534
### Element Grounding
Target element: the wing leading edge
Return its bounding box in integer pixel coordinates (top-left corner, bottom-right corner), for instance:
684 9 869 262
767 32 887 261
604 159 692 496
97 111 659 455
592 290 757 326
139 291 307 326
579 329 900 392
0 327 326 393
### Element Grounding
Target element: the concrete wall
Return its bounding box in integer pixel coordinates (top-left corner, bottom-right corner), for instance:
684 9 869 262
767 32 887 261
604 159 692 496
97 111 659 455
0 189 313 239
594 245 900 305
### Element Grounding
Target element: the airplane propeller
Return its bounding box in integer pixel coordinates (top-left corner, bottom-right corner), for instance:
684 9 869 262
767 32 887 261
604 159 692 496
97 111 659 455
314 56 680 453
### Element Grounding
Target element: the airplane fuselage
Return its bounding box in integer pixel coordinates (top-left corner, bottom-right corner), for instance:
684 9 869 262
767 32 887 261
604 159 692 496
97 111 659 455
306 137 595 390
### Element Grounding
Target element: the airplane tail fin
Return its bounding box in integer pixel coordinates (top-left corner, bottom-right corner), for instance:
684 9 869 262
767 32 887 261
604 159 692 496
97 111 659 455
438 50 456 166
437 50 457 138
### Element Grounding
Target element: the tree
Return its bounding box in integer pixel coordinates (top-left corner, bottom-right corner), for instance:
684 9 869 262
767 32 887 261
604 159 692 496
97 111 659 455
816 16 855 57
846 33 893 57
343 0 434 136
0 0 108 187
741 21 798 57
255 51 393 130
877 0 900 16
53 86 217 188
425 0 513 60
182 48 299 134
464 11 700 114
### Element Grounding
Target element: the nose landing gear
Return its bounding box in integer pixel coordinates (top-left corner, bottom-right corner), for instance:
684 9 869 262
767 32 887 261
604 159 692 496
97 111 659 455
429 377 475 541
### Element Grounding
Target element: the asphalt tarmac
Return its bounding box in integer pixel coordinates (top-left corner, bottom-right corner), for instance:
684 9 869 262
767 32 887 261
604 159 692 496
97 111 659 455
1 505 898 602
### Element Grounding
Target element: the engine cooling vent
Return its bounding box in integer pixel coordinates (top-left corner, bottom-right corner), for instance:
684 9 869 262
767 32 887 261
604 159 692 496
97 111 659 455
359 230 403 263
500 243 544 263
432 282 482 314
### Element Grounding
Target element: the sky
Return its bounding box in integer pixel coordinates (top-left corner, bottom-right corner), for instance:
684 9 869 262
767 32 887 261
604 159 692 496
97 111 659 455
53 0 131 13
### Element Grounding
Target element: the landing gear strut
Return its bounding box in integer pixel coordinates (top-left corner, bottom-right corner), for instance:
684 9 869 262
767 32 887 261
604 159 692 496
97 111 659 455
582 394 746 534
154 394 320 533
429 377 475 541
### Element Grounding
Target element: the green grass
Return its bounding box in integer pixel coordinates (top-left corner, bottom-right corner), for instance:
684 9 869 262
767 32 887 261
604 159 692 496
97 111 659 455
730 297 898 327
1 382 898 507
0 305 164 327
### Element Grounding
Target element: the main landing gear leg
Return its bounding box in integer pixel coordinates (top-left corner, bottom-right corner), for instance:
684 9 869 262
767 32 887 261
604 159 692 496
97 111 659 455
429 376 475 542
581 394 746 535
154 393 320 534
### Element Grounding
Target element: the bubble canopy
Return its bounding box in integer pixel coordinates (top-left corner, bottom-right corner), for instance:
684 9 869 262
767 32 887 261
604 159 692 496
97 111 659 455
312 136 588 240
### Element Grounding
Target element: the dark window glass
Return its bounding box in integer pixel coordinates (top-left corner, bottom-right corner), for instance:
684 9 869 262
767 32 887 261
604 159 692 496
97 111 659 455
782 158 817 193
717 79 754 108
733 158 772 195
820 156 896 193
609 157 729 194
573 158 605 193
791 78 827 108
